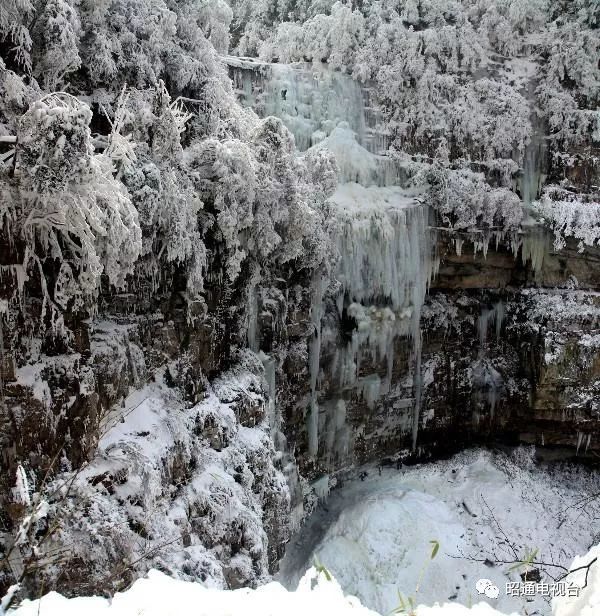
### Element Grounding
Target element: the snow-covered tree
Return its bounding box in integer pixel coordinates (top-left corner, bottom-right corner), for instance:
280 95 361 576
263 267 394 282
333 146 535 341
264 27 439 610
32 0 82 90
12 93 142 312
0 0 34 73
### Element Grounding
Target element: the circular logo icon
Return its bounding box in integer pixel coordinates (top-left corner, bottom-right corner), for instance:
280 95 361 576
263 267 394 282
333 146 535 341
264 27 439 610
476 579 500 599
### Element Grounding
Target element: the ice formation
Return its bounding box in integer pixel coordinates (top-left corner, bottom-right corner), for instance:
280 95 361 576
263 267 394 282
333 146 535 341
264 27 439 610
242 61 439 454
477 303 505 349
227 58 384 154
520 223 549 277
231 55 437 456
308 271 325 459
233 52 525 455
329 183 434 448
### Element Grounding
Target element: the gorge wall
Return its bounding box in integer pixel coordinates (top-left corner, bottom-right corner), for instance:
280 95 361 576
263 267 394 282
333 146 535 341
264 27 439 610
0 0 599 606
226 58 600 487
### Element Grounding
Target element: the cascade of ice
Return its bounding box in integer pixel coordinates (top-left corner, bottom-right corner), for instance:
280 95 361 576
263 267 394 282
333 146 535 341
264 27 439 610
520 110 547 209
307 123 408 187
475 303 506 415
247 283 259 353
330 184 434 449
227 56 435 455
226 56 398 159
478 302 505 349
321 398 351 469
411 324 423 450
258 351 280 439
521 223 549 279
518 64 548 209
227 57 367 151
333 185 432 311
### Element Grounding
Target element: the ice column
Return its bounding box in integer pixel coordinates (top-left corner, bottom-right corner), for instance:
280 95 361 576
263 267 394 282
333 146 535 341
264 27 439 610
331 186 434 449
308 270 325 458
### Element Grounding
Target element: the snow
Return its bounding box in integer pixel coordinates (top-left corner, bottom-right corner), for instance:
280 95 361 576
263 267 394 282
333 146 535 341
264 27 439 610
553 545 600 616
533 193 600 252
278 449 600 616
17 355 291 592
0 566 517 616
7 568 381 616
7 546 600 616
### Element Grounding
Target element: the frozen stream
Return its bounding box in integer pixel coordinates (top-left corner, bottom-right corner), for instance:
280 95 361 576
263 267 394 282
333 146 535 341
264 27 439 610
277 449 600 616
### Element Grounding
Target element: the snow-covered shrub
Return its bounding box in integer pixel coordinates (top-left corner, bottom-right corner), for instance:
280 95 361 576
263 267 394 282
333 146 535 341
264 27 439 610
0 0 34 73
418 164 522 234
533 188 600 251
260 2 366 70
188 115 335 282
100 83 209 297
448 79 531 163
196 0 234 54
76 0 222 96
0 60 37 136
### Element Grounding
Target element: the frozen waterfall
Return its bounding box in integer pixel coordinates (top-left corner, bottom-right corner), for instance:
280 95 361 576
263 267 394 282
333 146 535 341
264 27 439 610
227 57 436 457
227 56 385 154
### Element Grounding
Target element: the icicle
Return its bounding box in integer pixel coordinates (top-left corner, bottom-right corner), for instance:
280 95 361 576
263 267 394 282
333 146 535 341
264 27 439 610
520 106 548 209
411 324 423 451
329 186 433 431
358 374 382 409
313 475 330 502
247 265 261 353
323 399 350 467
488 386 497 419
478 302 505 349
454 237 464 256
495 303 505 341
308 270 325 458
259 351 277 433
521 224 548 278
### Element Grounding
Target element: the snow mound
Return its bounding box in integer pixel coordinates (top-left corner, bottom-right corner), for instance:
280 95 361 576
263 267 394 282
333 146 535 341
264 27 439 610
552 545 600 616
6 567 515 616
6 546 599 616
7 568 380 616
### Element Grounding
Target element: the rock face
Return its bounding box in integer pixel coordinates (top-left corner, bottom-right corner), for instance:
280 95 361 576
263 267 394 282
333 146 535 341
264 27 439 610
426 230 600 457
226 60 600 489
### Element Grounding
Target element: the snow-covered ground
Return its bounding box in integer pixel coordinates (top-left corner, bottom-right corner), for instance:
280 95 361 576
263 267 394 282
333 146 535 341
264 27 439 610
5 448 599 616
5 546 599 616
278 449 600 616
2 567 506 616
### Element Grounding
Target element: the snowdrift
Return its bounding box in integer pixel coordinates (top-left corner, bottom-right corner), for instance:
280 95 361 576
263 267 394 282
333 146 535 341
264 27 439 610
6 545 599 616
